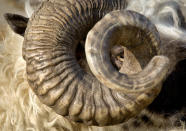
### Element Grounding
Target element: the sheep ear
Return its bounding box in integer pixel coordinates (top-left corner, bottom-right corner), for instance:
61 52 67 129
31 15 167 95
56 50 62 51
4 13 29 36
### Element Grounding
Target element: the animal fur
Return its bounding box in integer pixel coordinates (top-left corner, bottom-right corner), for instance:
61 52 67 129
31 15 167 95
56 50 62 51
0 0 186 130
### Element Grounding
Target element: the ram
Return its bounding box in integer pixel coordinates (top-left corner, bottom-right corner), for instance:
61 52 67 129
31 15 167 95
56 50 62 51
2 0 186 130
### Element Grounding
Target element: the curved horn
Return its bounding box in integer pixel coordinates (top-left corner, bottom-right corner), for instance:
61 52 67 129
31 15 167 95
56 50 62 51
85 10 170 93
23 0 168 126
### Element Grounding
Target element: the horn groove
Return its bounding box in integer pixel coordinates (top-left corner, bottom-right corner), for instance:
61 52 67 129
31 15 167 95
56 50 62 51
23 0 168 126
85 10 170 93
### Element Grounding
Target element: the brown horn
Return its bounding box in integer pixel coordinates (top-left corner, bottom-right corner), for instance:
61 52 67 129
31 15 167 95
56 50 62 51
85 10 170 93
23 0 168 126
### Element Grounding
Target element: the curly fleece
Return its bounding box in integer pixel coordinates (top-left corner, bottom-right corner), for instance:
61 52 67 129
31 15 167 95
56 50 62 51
0 0 185 131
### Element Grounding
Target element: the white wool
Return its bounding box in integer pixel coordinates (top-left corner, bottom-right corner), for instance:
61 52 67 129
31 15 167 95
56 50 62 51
25 0 43 17
0 0 185 130
156 23 186 41
25 0 34 17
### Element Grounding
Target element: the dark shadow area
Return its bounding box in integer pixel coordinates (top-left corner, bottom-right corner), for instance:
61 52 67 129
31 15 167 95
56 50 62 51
148 59 186 114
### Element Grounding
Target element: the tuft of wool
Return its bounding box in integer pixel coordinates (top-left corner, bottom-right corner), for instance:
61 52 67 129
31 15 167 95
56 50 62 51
0 0 185 130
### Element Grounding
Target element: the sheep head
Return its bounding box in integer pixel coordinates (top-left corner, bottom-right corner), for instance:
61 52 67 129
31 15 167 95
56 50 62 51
3 0 186 126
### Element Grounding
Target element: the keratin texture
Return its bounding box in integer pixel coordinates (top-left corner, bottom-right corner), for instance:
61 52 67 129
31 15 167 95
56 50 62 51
0 0 185 130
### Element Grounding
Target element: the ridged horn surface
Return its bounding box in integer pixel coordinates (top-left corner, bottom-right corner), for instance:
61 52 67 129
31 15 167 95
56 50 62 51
85 10 170 93
23 0 168 126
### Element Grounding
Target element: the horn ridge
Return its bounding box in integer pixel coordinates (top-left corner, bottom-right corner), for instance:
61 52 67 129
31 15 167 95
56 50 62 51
85 10 169 92
23 0 168 126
